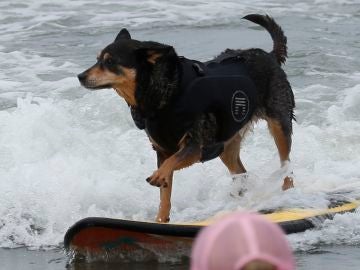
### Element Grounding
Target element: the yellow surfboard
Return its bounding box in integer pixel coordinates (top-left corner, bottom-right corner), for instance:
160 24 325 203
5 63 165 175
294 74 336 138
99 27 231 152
64 197 359 260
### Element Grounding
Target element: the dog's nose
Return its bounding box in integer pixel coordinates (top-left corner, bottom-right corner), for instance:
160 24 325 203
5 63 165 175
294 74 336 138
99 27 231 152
77 72 87 83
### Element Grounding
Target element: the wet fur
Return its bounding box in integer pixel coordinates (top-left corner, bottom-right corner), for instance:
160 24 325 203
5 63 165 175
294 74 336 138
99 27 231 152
78 14 295 222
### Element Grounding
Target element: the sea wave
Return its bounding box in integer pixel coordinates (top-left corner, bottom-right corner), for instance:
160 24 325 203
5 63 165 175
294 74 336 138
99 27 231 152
0 0 359 251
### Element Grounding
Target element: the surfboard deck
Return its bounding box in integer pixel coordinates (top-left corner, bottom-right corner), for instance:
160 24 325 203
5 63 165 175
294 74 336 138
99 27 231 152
64 195 359 260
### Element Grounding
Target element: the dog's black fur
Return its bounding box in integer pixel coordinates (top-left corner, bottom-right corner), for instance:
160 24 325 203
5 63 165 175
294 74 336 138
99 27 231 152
78 14 295 222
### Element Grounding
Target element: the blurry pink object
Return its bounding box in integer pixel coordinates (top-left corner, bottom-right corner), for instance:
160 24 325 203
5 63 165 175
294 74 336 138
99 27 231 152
190 212 295 270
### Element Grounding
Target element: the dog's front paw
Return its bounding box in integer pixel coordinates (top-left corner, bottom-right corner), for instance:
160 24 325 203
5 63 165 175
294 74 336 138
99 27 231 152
146 170 169 188
156 215 170 223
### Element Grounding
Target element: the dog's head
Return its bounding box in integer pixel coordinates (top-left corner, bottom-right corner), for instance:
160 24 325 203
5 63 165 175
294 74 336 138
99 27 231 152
78 29 176 107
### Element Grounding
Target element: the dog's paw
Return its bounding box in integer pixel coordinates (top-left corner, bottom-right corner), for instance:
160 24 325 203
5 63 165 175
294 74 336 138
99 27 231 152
146 170 169 188
230 173 249 197
155 215 170 223
282 176 294 191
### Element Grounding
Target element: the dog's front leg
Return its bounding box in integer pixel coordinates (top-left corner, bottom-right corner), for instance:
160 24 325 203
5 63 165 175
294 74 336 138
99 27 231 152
152 146 200 224
156 173 173 223
148 134 201 223
153 150 173 223
147 133 201 188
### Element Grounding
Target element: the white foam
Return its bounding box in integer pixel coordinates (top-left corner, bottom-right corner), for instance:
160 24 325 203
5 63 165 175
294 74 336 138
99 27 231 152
289 210 360 251
1 87 359 249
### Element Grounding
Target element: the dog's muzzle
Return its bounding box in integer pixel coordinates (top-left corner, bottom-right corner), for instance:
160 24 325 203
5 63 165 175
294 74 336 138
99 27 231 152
77 72 87 84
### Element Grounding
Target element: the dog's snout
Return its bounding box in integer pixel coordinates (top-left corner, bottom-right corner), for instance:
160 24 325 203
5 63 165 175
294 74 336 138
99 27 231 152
77 72 87 83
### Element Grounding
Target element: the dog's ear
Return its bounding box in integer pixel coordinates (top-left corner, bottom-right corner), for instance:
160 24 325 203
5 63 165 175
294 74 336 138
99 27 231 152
136 41 175 64
115 28 131 42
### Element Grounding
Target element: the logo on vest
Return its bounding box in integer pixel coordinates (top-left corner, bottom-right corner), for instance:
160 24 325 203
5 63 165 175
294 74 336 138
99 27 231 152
231 90 250 123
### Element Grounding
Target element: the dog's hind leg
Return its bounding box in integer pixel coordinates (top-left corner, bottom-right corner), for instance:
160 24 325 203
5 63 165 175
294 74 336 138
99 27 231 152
220 133 247 174
154 150 173 223
267 117 294 190
265 68 295 190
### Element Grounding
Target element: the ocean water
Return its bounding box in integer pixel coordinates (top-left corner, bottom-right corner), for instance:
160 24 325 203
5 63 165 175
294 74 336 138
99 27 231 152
0 0 360 269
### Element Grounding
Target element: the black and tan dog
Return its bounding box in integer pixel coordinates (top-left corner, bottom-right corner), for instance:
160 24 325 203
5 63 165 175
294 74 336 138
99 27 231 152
78 14 295 223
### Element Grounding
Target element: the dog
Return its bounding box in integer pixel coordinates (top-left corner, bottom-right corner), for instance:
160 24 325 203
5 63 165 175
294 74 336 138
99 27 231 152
78 14 295 223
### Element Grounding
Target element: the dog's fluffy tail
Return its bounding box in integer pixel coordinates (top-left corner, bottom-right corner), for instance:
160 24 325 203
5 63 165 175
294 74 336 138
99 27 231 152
243 14 287 65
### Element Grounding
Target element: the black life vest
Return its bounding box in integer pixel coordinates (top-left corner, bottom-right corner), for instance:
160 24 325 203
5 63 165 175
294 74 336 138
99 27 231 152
139 56 257 162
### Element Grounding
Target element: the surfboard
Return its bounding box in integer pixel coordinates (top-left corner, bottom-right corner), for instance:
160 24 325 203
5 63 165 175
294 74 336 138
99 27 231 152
64 193 359 260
